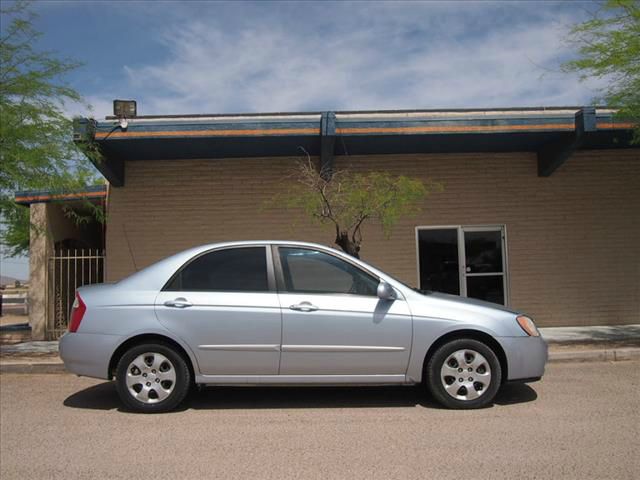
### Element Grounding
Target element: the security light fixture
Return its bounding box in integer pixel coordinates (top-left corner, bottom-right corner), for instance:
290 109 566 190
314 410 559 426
113 99 137 118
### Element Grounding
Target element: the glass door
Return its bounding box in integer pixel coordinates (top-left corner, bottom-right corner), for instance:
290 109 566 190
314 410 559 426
417 225 508 305
461 227 507 305
417 228 460 295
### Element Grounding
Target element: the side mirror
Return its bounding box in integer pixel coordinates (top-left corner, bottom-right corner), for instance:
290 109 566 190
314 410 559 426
377 281 396 301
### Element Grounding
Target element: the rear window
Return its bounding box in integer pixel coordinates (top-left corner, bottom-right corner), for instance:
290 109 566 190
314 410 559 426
164 247 269 292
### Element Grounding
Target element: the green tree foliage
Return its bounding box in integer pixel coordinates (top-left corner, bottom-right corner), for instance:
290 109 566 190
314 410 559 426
0 2 100 256
280 157 440 258
563 0 640 140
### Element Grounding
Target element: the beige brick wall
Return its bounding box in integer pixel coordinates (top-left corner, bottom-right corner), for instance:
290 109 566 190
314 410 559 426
106 149 640 327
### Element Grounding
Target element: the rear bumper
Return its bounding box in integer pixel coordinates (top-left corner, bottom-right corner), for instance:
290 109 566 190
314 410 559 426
498 335 548 381
59 332 123 380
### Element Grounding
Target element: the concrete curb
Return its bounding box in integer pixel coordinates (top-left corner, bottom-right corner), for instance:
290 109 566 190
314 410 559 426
548 348 640 363
0 362 65 374
1 348 639 375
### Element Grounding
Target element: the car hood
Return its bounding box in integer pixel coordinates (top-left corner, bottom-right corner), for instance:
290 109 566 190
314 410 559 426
403 289 525 337
418 291 519 314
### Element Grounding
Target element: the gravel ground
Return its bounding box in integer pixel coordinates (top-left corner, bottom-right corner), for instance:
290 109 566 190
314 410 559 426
1 361 639 480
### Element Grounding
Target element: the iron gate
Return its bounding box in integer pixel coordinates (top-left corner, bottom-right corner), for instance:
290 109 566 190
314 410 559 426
47 249 105 339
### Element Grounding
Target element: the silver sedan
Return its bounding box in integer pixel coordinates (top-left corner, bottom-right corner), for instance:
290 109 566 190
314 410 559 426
60 241 547 413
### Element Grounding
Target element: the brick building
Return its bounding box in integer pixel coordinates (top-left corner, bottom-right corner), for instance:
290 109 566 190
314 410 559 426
18 106 640 338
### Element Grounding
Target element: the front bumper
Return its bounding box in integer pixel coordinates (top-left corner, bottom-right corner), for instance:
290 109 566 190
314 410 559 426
498 335 548 381
59 332 123 380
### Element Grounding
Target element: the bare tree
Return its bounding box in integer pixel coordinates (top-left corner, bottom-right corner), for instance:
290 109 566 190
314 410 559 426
278 156 440 258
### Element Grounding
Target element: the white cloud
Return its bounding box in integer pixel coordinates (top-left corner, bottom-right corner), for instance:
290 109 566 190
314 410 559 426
100 2 606 115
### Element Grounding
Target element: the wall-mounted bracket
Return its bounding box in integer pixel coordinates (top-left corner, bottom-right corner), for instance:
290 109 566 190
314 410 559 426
320 111 336 179
95 158 124 187
537 107 597 177
73 117 125 187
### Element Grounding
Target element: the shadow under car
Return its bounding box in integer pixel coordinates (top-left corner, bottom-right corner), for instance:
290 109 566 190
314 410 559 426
63 381 538 413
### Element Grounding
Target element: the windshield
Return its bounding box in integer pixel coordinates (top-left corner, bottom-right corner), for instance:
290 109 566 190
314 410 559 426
363 259 429 294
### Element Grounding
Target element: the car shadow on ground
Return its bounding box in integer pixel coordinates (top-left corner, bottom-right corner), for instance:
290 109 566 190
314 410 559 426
63 381 537 413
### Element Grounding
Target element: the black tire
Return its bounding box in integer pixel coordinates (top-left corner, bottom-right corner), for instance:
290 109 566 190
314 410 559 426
425 338 502 409
115 342 191 413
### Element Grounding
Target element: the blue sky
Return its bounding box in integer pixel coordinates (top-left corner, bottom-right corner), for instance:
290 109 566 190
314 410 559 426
1 0 606 278
28 0 606 117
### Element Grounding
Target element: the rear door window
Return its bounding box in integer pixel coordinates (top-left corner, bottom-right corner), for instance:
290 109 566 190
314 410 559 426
165 247 269 292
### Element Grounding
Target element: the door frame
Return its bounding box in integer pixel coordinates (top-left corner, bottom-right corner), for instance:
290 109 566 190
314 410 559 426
414 225 511 307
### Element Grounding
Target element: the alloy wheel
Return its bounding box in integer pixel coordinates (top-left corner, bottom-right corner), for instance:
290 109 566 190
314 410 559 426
440 349 492 401
125 352 176 404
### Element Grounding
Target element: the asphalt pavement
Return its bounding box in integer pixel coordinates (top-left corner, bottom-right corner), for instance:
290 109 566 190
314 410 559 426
1 360 639 480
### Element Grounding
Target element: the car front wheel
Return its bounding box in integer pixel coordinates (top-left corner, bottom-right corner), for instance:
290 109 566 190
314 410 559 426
115 343 191 413
426 338 502 409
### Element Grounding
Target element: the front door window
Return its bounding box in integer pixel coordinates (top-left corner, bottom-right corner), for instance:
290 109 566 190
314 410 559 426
278 247 379 296
417 226 508 305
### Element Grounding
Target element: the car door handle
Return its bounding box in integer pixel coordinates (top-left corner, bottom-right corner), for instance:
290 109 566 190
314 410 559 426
164 298 193 308
289 302 318 312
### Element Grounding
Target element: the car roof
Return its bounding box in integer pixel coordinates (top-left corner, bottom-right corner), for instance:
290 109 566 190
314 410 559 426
116 240 351 291
193 240 336 249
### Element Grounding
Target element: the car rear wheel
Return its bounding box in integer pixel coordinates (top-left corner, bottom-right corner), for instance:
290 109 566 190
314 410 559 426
115 343 191 413
426 338 502 409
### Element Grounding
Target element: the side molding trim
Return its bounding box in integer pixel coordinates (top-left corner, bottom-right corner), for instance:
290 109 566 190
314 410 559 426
281 345 406 353
198 344 280 352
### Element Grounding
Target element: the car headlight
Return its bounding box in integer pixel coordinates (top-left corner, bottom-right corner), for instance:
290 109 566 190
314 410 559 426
516 315 540 337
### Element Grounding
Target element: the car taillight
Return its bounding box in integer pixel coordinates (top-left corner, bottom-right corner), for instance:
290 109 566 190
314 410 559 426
69 293 86 333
